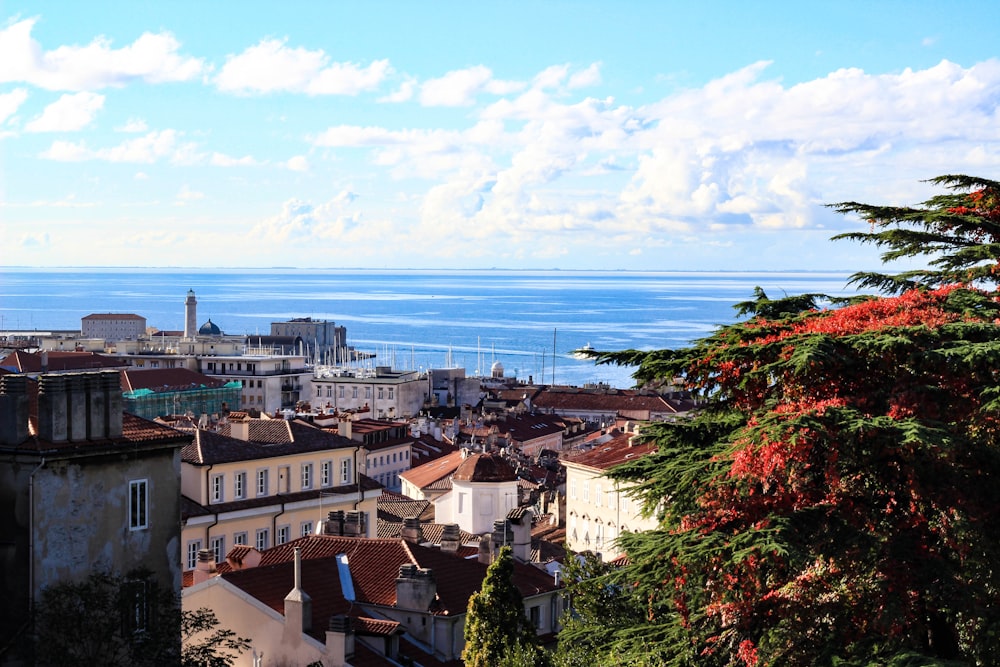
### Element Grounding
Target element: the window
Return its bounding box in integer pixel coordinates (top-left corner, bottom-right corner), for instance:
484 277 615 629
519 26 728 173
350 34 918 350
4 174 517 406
234 472 246 500
388 388 394 399
378 387 384 399
233 531 248 546
129 480 148 530
365 387 371 399
594 484 602 508
186 540 203 570
210 535 226 564
257 469 269 496
256 528 270 551
301 463 313 490
211 473 224 503
301 521 314 537
340 458 352 484
338 386 345 398
582 482 589 502
277 525 290 545
352 386 358 399
570 479 577 500
321 460 332 487
123 578 149 634
529 605 541 630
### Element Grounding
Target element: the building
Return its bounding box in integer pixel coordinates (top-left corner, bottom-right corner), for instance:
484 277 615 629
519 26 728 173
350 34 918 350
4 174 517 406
435 452 521 536
183 531 562 665
201 353 312 414
562 429 659 561
81 312 147 341
311 366 429 420
270 317 347 364
533 386 690 425
399 448 465 503
121 367 241 420
0 371 188 653
180 413 380 572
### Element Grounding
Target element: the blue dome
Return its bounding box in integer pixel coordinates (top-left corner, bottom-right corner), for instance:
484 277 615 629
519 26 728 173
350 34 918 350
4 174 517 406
199 319 222 336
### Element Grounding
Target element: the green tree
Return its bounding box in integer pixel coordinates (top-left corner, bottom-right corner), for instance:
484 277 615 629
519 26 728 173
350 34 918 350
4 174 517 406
463 545 546 667
579 176 1000 666
30 569 248 667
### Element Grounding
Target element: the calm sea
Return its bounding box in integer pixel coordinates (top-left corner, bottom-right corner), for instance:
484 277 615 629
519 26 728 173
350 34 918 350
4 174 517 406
0 268 862 388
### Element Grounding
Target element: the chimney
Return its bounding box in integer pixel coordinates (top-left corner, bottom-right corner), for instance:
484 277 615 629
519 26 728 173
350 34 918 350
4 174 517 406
338 416 352 441
401 517 423 544
103 370 123 438
323 510 346 536
510 509 533 563
440 523 461 553
85 373 106 440
343 510 365 537
65 373 88 442
192 548 216 585
283 547 312 639
478 534 492 565
395 564 436 611
37 374 68 443
325 614 355 667
230 417 250 441
0 375 29 446
40 350 48 374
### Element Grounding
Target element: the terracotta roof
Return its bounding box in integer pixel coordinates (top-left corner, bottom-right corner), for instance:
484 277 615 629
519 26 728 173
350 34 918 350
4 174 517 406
533 388 679 414
377 522 478 545
564 431 656 471
377 496 432 523
121 367 229 393
182 419 355 465
453 452 517 483
0 350 126 373
220 417 293 444
82 313 145 321
410 435 457 465
399 449 464 490
17 411 190 455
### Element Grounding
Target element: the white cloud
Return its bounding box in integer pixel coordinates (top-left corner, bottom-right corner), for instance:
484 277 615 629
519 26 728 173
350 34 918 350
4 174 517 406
176 185 204 202
0 87 28 124
25 91 104 132
568 62 602 89
210 152 259 167
117 117 148 133
39 129 201 164
419 66 525 106
378 78 416 103
533 64 569 90
0 17 206 91
215 38 390 95
285 155 309 171
134 171 148 180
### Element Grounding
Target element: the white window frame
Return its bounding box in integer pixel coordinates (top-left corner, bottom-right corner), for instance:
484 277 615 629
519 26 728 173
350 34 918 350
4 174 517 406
256 528 270 551
234 471 246 500
277 525 290 545
129 479 148 531
186 539 202 570
233 531 248 546
301 521 314 537
211 473 224 503
210 535 226 564
321 460 332 487
257 468 269 497
340 457 352 484
301 463 312 490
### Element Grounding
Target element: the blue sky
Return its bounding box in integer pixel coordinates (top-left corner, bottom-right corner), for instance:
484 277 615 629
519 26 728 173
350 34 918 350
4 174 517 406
2 1 999 270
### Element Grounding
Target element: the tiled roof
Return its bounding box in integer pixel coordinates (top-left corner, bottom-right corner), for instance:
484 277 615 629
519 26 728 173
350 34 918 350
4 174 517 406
410 435 457 465
533 388 679 414
219 417 293 444
377 496 432 523
182 419 355 465
564 431 656 471
19 411 190 454
453 452 517 483
223 533 559 625
121 367 229 393
377 522 477 545
399 449 464 490
0 350 126 373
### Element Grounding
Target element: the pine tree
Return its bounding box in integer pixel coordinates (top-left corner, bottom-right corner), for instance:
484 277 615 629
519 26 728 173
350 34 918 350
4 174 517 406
578 176 1000 666
463 546 544 667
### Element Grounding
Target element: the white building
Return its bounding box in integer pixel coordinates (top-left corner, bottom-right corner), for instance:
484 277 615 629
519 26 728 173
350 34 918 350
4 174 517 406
311 366 429 420
201 353 312 414
563 430 659 561
435 452 520 536
81 313 147 341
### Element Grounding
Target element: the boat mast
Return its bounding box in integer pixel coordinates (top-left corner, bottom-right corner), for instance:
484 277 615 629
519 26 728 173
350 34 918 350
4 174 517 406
552 328 556 385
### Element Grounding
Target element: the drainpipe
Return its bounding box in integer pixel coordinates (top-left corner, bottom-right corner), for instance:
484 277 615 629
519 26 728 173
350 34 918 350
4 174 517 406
272 497 286 545
28 457 46 615
203 465 218 551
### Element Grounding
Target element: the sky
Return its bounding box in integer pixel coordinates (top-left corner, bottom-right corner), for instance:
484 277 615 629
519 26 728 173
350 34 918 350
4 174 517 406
1 1 999 271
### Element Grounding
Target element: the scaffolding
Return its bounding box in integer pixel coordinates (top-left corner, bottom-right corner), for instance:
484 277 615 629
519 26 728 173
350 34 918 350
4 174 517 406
123 381 242 420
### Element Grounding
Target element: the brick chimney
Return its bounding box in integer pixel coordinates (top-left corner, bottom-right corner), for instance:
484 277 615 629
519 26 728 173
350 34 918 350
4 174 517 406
283 547 312 640
343 510 365 537
0 375 29 446
323 510 346 536
325 614 355 667
395 564 436 611
192 548 216 585
401 517 423 544
509 508 533 563
37 374 68 442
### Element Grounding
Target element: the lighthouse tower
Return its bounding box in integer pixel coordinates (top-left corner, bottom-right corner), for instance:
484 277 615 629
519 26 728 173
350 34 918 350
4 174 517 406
184 290 197 339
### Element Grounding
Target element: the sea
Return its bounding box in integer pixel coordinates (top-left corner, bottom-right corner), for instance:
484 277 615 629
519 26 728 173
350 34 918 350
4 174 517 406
0 268 865 389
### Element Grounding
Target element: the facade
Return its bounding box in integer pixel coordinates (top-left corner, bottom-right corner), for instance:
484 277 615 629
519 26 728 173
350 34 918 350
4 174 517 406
180 414 380 572
436 452 521 535
200 353 312 413
399 448 465 502
562 430 659 561
427 367 481 409
0 371 187 653
81 312 147 340
341 419 415 493
311 366 429 419
270 317 347 364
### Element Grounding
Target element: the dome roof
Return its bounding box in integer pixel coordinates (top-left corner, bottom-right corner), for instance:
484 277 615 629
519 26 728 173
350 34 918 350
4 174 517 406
199 319 222 336
453 452 517 483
